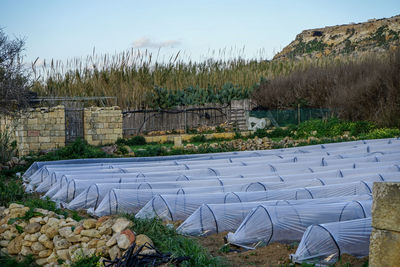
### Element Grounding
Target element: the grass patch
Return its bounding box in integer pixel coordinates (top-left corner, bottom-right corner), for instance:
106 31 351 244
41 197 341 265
123 216 225 267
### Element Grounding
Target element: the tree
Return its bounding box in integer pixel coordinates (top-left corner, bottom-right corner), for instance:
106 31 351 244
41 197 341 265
0 28 34 115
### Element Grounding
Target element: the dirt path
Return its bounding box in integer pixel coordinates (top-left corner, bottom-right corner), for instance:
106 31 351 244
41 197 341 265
195 232 369 267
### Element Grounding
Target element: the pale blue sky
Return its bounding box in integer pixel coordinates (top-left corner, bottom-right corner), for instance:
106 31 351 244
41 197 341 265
1 0 399 64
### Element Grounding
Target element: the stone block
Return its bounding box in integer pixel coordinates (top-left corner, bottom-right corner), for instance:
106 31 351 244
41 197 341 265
372 182 400 232
39 136 51 143
369 228 400 267
28 130 40 137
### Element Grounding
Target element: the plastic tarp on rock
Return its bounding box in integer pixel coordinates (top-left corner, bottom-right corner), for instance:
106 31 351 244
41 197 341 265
226 200 372 249
291 217 372 264
176 194 373 236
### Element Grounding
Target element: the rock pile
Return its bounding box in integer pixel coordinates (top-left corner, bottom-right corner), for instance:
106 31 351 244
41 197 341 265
0 157 26 171
0 203 153 266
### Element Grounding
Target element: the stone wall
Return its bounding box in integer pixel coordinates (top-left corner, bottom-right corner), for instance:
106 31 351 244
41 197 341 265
369 182 400 266
84 106 123 146
0 106 65 156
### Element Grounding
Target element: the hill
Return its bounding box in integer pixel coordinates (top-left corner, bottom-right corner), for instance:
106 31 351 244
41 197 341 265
274 15 400 60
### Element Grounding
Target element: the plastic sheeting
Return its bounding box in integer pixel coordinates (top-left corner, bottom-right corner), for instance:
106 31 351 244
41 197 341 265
93 180 375 217
226 200 372 249
291 218 371 264
135 172 399 222
70 166 398 211
51 170 400 203
25 138 400 184
176 195 373 236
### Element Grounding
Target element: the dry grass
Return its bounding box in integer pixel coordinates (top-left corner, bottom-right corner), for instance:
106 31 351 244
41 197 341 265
31 49 348 109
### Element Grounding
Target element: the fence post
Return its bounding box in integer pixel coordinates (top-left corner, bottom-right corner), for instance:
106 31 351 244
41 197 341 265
297 104 301 125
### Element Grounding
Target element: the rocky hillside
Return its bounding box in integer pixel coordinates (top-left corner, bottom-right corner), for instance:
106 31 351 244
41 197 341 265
274 15 400 59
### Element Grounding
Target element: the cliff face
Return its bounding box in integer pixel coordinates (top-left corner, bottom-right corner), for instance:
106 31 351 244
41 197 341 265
274 15 400 60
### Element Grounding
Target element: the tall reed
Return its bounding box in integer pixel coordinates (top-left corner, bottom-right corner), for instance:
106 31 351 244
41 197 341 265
31 49 347 109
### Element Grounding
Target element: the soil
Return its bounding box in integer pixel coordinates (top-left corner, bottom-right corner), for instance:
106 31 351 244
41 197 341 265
195 232 296 267
195 232 369 267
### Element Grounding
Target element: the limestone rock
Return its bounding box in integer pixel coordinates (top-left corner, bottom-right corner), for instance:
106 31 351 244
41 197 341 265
46 217 60 228
24 222 41 234
0 240 9 247
46 252 58 263
109 245 121 260
22 240 32 247
74 226 83 235
135 234 153 250
71 247 96 262
81 229 101 238
2 230 16 240
7 235 23 255
121 229 135 244
31 241 45 254
83 219 97 229
56 248 70 261
38 234 54 249
53 236 71 250
8 206 29 218
116 233 131 249
88 239 99 248
106 233 119 247
41 224 58 239
370 228 400 267
20 245 33 256
372 182 400 232
35 258 48 265
112 218 133 233
66 234 81 243
58 226 72 238
38 249 52 258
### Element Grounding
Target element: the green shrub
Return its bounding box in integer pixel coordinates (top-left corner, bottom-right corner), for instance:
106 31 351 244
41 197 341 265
0 253 38 267
70 254 101 267
266 127 292 138
126 136 146 146
253 128 268 138
362 128 400 139
0 178 25 206
0 128 16 164
190 135 207 143
349 121 375 136
32 138 107 162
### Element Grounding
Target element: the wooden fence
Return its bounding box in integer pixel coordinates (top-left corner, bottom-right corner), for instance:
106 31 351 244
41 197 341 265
123 100 251 137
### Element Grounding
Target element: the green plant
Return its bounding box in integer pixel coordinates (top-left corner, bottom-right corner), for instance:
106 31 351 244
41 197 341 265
0 178 25 206
190 135 207 143
362 128 400 139
253 128 268 138
0 252 38 267
126 136 146 146
70 254 101 267
123 216 225 267
0 127 16 164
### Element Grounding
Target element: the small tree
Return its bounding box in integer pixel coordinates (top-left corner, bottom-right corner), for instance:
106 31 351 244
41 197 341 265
0 28 34 115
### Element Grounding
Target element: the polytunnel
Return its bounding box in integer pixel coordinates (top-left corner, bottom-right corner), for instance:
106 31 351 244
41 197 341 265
68 167 388 211
291 217 371 265
176 194 373 236
135 172 399 222
57 169 399 205
134 181 372 225
94 180 374 217
226 200 372 249
22 137 400 180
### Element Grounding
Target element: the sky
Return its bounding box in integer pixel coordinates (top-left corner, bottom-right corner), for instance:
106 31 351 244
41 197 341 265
1 0 400 65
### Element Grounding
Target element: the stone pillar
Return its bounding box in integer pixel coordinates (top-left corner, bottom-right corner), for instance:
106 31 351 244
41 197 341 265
369 182 400 267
